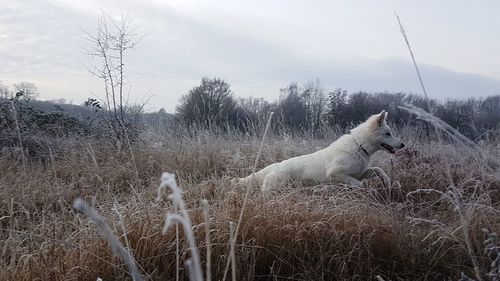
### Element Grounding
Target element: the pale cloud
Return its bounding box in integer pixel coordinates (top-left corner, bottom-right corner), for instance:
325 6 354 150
0 0 499 112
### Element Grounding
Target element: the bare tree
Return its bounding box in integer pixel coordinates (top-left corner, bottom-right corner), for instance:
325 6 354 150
0 82 11 99
83 12 142 146
13 81 39 101
325 88 349 127
303 79 326 132
279 83 308 131
277 80 326 133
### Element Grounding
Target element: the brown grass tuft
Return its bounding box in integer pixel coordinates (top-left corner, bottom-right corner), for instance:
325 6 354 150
0 128 499 280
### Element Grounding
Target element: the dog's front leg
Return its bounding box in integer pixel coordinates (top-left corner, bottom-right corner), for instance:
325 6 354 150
361 167 391 187
328 173 364 188
341 175 364 188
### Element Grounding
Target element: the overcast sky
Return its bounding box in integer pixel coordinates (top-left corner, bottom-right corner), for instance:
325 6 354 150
1 0 499 112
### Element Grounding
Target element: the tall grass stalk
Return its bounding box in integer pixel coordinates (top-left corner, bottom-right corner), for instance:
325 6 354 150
176 212 180 281
203 200 212 281
394 12 431 113
10 101 27 175
395 12 485 281
157 174 180 281
222 112 274 281
73 198 144 281
112 200 146 275
229 222 236 281
48 147 58 186
159 172 203 281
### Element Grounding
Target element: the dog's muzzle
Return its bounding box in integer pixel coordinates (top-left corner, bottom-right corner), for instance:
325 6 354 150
381 143 404 154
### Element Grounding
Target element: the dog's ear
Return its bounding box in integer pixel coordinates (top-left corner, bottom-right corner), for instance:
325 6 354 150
376 110 387 127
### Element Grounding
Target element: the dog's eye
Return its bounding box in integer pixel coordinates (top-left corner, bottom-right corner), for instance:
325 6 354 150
385 132 391 136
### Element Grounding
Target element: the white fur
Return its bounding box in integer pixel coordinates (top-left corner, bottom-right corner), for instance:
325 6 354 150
234 110 404 192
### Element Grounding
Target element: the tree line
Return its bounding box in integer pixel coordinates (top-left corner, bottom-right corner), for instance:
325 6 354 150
176 77 500 139
0 81 40 101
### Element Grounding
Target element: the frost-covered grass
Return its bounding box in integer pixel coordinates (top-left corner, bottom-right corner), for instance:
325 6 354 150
0 126 499 280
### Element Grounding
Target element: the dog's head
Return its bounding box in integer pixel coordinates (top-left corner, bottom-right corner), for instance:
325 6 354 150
369 110 405 154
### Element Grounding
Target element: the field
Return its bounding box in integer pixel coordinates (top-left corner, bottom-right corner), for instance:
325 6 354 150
0 124 499 281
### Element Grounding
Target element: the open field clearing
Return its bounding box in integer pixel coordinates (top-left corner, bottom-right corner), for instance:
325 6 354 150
1 126 499 280
2 1 500 280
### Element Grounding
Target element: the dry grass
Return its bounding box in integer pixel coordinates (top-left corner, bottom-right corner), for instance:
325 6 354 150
0 127 499 280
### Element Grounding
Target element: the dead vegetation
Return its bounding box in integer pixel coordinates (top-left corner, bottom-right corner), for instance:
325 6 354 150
0 126 499 280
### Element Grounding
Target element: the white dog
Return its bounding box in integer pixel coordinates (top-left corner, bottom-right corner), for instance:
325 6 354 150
234 110 404 191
